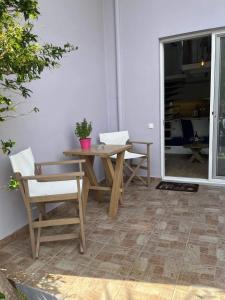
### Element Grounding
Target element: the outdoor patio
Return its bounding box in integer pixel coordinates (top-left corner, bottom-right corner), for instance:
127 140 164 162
3 1 225 299
1 180 225 299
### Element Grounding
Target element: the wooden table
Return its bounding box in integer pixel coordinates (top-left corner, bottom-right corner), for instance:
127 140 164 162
183 143 208 163
64 144 131 217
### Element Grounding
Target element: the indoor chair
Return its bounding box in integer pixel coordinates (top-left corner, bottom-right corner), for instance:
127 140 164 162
9 148 89 259
99 131 152 188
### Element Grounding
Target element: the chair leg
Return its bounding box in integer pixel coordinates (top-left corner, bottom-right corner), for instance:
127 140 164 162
78 184 86 254
36 213 42 258
26 205 36 259
82 176 90 218
37 203 47 219
124 158 146 188
79 209 86 254
147 144 151 186
123 161 130 180
147 157 150 186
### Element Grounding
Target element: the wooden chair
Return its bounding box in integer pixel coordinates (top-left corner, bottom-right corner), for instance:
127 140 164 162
9 148 89 259
99 131 152 188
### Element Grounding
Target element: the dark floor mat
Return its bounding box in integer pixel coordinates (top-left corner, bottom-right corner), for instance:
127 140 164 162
156 181 199 192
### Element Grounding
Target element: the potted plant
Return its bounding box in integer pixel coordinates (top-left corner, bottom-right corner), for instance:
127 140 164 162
75 118 92 150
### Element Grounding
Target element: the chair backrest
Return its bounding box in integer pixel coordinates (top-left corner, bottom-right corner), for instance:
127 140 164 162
9 148 35 176
99 131 129 145
180 119 194 144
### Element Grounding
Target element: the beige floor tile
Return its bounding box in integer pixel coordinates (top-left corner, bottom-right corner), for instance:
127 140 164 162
1 181 225 299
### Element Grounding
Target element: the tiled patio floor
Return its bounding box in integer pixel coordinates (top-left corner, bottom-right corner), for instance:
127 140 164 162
1 180 225 299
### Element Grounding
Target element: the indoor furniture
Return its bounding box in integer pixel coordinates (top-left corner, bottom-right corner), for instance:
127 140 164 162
99 131 152 188
64 144 131 217
183 143 208 163
9 148 89 259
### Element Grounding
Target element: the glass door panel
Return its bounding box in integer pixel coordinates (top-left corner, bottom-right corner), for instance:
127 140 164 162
213 35 225 177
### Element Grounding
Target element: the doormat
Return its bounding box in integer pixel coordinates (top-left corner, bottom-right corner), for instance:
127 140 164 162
156 181 199 192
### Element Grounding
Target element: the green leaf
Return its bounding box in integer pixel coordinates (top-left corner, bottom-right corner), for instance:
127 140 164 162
8 177 20 190
0 0 75 155
0 292 5 299
75 118 92 139
33 106 39 113
1 139 15 154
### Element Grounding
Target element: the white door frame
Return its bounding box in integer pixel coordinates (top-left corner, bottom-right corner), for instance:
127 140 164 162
160 28 225 186
211 31 225 181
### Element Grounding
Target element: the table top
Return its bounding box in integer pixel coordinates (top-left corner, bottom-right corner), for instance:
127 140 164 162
64 144 132 157
183 143 209 149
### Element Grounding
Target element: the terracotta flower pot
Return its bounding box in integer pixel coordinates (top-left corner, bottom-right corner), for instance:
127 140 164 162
80 138 91 150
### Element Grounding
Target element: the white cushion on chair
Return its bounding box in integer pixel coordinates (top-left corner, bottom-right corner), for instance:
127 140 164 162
9 148 35 176
111 151 145 160
124 151 145 160
28 179 83 197
10 148 83 197
99 131 145 160
100 131 129 145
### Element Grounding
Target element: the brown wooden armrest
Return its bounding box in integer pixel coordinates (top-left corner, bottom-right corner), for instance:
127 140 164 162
20 172 84 182
35 159 85 166
129 151 147 156
129 140 153 145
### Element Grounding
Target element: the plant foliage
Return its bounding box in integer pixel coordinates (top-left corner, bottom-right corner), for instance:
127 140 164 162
1 139 15 155
75 118 92 139
0 0 75 156
0 292 5 299
8 176 20 190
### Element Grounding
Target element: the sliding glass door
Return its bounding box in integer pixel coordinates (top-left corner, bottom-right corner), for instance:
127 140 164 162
160 30 225 183
213 34 225 178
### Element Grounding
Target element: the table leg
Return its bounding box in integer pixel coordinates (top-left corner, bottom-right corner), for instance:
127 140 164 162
189 149 204 163
101 157 114 186
81 155 103 202
109 151 125 217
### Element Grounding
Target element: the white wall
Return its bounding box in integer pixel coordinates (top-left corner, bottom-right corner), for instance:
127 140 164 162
116 0 225 177
0 0 108 239
103 0 119 131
